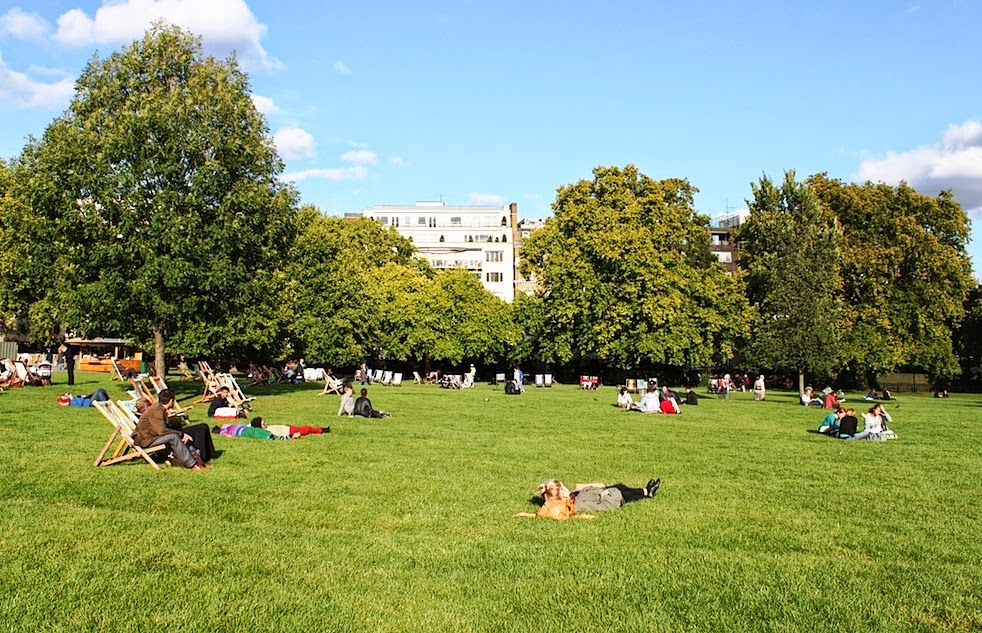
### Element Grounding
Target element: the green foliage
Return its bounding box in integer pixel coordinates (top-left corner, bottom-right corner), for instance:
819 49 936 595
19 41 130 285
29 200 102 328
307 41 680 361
521 164 751 369
956 284 982 380
739 172 844 386
2 24 298 372
807 174 974 382
285 211 420 365
2 376 980 631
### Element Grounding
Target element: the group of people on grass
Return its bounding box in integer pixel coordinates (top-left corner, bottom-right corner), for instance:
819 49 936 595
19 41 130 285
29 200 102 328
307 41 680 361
817 403 898 441
617 383 697 413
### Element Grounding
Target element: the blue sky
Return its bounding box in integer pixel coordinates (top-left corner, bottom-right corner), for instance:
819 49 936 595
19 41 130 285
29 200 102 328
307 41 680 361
2 0 981 276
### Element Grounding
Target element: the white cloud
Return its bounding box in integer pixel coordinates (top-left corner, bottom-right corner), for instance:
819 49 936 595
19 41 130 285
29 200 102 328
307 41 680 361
0 51 74 108
53 0 281 70
251 94 277 114
281 166 367 183
0 8 49 40
333 60 351 75
341 149 377 165
467 193 505 206
390 156 407 167
855 119 982 216
273 126 316 160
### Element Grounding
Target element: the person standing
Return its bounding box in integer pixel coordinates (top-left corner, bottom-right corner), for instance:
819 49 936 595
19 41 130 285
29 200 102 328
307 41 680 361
753 374 766 401
61 341 77 386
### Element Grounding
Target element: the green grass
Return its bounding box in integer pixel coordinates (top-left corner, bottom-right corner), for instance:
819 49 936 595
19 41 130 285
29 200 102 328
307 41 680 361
1 373 979 632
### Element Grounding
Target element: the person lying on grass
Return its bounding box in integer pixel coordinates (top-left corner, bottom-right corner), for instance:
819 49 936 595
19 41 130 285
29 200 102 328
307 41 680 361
211 418 329 439
515 478 661 520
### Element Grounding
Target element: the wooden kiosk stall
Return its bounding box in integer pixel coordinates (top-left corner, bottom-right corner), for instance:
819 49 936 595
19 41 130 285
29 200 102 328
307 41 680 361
65 337 143 374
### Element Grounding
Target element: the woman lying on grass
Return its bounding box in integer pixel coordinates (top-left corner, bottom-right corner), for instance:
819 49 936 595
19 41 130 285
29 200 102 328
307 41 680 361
212 417 329 439
515 478 661 520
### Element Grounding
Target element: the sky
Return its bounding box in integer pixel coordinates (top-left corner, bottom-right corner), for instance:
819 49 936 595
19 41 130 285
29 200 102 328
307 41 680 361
2 0 981 276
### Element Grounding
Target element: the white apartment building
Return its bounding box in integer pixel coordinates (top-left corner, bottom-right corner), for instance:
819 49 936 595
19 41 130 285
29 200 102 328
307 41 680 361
363 201 517 302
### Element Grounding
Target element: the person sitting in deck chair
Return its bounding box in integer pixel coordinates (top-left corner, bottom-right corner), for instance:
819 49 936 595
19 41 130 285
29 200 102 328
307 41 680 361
133 389 205 470
207 385 244 418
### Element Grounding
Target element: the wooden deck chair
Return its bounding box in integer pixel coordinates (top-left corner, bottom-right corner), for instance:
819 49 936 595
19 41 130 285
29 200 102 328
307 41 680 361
449 375 463 389
495 373 507 386
320 375 344 395
92 400 164 470
2 359 24 387
381 371 393 386
177 361 197 381
217 373 255 409
110 358 127 381
195 362 222 403
371 369 383 383
391 372 403 386
544 374 553 388
131 378 156 402
14 361 41 386
535 374 545 388
412 371 424 385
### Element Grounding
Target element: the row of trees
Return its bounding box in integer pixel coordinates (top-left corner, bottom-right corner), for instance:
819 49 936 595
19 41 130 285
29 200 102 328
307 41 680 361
0 24 977 387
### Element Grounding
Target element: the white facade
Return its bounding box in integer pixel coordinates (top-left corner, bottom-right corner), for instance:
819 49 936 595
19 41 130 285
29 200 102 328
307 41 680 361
363 201 516 302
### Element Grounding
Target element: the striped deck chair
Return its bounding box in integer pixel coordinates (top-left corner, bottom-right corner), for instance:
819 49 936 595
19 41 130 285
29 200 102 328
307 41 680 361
381 371 393 386
412 371 424 385
92 400 164 470
320 375 344 395
391 372 403 386
216 373 255 409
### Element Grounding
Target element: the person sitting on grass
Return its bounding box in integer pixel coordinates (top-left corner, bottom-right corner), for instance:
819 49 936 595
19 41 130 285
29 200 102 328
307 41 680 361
637 383 661 413
353 388 391 418
515 478 662 520
818 406 845 435
848 403 897 441
617 387 636 409
835 408 859 439
800 386 822 407
337 384 355 417
682 386 699 405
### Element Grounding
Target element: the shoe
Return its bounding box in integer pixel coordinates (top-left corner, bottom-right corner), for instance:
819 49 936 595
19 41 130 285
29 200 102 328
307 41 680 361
191 464 207 471
321 426 331 433
646 478 661 497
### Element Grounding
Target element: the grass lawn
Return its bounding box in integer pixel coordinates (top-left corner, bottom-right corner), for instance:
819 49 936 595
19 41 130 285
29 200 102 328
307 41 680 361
1 373 979 632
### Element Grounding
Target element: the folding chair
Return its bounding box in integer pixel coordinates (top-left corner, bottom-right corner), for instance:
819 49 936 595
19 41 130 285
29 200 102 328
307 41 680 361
544 374 554 388
495 373 506 386
216 373 255 409
14 361 41 386
320 375 344 395
381 371 393 386
92 401 165 470
412 371 424 385
391 372 403 386
372 369 384 384
110 358 127 381
195 361 222 403
535 374 544 388
178 361 197 381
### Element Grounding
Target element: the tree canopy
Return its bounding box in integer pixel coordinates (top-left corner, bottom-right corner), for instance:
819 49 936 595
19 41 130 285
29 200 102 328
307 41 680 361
807 174 974 382
521 164 751 370
1 24 298 374
738 171 844 392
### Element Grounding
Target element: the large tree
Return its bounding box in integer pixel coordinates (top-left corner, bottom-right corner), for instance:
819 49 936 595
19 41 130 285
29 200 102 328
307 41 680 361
520 164 751 370
738 171 844 393
806 174 974 384
3 24 297 375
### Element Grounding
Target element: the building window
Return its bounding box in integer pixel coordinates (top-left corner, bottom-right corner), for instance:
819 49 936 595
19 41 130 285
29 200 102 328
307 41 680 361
379 216 389 225
486 251 503 263
501 216 508 226
391 216 399 227
451 216 462 226
486 272 503 283
429 217 437 228
715 251 732 263
417 216 427 225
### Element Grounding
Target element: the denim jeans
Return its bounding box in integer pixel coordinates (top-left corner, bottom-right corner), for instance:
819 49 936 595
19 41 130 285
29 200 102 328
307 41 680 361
145 433 196 468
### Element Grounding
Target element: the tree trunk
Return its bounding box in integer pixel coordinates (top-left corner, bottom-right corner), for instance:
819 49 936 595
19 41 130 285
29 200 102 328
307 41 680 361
154 326 166 379
798 370 805 395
